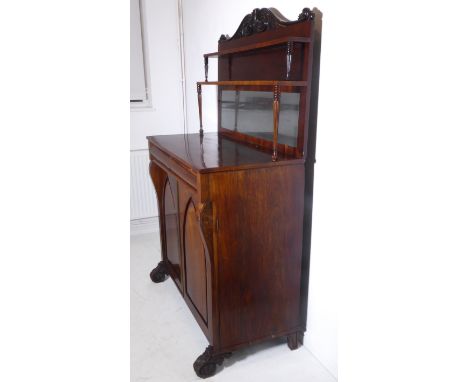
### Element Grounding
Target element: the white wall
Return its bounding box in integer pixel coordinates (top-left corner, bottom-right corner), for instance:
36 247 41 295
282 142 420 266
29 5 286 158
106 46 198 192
130 0 186 220
130 0 185 150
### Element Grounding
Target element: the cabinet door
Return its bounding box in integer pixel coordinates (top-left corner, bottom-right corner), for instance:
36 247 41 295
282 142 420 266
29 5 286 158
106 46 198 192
179 183 208 324
163 175 182 285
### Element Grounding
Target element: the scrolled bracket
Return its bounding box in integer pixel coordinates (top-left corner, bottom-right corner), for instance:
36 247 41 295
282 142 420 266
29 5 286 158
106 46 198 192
195 200 215 262
196 201 213 231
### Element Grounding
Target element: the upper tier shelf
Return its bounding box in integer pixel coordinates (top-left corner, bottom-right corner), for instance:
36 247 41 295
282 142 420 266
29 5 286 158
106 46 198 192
204 36 311 58
197 80 307 87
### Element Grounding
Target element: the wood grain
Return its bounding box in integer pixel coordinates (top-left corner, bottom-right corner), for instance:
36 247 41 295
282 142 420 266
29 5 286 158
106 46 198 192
146 7 322 379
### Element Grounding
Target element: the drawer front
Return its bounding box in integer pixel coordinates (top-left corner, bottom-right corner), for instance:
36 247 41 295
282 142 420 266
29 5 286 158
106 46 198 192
149 146 197 189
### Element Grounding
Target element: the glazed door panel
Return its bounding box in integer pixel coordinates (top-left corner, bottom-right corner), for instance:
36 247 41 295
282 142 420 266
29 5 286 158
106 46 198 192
179 183 208 324
163 175 182 286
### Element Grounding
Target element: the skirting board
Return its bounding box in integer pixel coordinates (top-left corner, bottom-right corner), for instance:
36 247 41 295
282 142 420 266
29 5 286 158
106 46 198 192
131 216 159 236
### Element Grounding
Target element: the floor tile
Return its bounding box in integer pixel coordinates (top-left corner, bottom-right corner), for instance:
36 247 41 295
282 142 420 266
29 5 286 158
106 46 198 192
131 231 336 382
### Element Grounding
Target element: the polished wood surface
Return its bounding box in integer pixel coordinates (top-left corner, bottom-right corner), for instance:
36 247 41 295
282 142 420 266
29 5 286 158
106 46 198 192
180 183 208 323
148 138 305 352
300 7 322 332
206 165 304 351
147 7 322 379
197 80 307 87
204 36 310 57
148 133 302 174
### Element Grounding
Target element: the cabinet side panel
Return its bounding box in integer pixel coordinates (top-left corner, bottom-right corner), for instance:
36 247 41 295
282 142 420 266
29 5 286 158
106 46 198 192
210 165 304 349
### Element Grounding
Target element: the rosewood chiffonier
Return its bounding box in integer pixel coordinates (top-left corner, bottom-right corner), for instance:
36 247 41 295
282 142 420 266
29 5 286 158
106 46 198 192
146 7 322 379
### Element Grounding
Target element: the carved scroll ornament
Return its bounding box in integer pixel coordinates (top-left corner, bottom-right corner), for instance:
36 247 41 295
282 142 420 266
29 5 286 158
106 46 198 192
219 7 315 42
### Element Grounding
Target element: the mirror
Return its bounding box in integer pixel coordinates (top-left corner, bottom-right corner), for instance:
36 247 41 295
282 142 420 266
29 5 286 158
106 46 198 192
220 90 300 147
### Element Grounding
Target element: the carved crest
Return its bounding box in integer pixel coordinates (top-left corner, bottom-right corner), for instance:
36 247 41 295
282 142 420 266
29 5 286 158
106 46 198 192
219 7 315 42
298 7 314 21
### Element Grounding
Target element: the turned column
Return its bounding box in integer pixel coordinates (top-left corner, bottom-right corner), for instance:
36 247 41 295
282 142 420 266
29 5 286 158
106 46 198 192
197 83 203 136
204 56 208 82
272 84 280 161
286 41 293 79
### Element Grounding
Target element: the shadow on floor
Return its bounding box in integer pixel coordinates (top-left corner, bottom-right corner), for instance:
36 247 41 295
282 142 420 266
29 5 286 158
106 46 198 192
217 337 287 372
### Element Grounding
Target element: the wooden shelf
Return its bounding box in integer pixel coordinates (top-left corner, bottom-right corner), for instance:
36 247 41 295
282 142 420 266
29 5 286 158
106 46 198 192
196 80 303 162
204 36 311 58
197 80 307 87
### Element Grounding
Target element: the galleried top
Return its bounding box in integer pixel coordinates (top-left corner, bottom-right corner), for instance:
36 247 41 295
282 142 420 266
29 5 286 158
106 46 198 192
195 7 322 161
219 7 317 42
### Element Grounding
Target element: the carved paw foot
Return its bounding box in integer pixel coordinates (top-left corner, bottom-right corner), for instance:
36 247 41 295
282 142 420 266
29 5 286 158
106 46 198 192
193 346 231 379
287 332 303 351
149 261 168 283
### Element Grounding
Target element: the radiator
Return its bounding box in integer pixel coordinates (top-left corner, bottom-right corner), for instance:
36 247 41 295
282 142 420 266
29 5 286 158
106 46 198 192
130 150 158 220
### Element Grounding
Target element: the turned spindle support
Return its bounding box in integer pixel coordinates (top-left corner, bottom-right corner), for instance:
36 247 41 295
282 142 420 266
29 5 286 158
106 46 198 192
234 90 240 131
197 83 203 136
286 41 293 79
204 56 209 82
272 84 280 161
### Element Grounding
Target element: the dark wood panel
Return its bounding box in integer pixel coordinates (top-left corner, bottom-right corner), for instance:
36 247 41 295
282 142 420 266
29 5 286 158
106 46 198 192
149 162 185 294
218 44 305 81
207 165 304 350
180 186 208 324
300 8 323 331
163 176 182 286
149 161 167 263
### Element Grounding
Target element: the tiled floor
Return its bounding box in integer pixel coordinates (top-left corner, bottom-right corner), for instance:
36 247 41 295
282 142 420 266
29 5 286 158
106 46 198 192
131 231 337 382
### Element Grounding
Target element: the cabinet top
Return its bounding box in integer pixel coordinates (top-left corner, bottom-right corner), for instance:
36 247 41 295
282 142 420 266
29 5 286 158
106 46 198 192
147 133 303 174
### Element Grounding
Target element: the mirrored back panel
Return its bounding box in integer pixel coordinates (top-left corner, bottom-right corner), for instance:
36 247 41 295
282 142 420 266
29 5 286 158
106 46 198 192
220 89 300 149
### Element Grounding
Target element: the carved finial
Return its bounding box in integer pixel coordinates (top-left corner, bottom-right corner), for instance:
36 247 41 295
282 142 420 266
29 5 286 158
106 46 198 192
218 34 230 42
239 8 269 38
298 8 314 21
286 41 293 79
